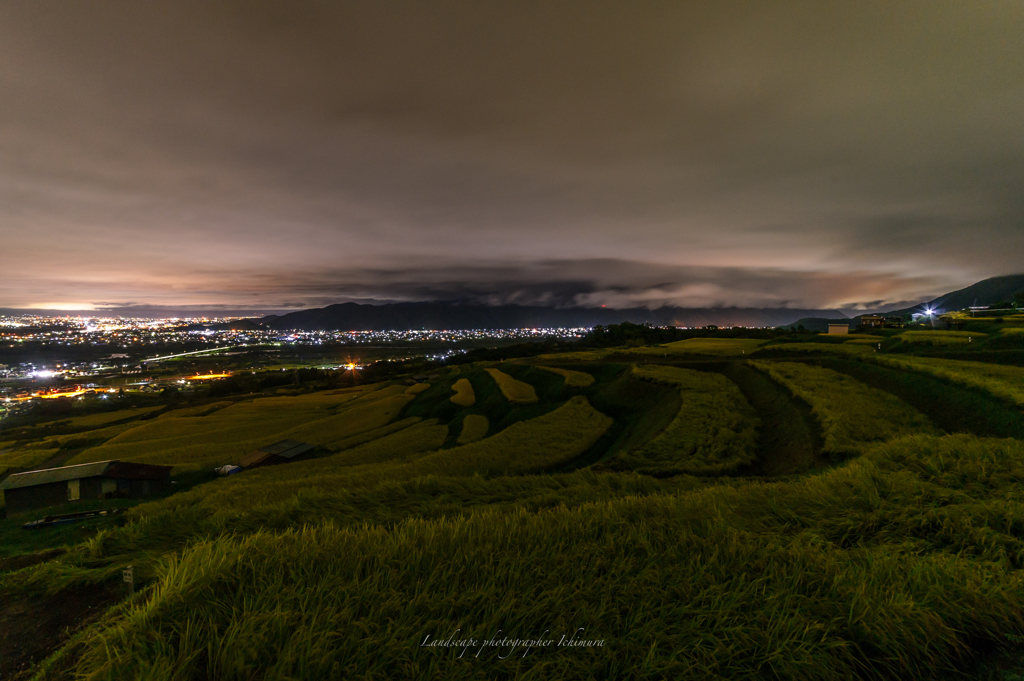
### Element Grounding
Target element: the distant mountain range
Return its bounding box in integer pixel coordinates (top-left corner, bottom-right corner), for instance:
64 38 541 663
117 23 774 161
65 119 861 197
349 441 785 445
254 302 850 331
198 274 1023 333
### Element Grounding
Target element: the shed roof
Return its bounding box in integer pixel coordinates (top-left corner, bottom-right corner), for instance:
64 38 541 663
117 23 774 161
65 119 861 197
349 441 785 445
0 460 172 491
0 461 114 491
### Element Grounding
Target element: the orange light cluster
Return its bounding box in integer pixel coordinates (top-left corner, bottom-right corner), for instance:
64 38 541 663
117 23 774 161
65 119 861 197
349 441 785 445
185 373 231 380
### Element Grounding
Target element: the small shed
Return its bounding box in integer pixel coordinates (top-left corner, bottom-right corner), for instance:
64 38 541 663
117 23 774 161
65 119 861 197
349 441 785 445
238 439 314 469
828 324 849 335
0 461 172 515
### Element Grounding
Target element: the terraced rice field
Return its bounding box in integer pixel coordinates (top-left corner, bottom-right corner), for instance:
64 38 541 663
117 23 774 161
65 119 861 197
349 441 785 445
4 335 1024 680
605 365 758 475
749 360 938 457
536 365 596 387
870 355 1024 408
449 378 476 407
628 337 767 356
456 414 489 444
485 368 539 404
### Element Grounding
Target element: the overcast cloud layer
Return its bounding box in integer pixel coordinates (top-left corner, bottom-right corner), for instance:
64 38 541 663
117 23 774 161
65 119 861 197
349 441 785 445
1 1 1022 312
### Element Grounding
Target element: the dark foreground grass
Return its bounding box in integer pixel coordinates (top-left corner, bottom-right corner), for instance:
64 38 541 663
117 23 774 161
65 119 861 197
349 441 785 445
28 435 1024 680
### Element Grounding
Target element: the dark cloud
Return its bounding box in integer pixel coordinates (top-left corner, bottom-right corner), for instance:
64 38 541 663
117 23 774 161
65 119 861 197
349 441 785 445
1 1 1022 311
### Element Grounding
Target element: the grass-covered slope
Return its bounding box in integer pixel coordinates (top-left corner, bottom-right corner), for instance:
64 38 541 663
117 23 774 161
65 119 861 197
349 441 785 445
870 355 1024 409
57 435 1024 681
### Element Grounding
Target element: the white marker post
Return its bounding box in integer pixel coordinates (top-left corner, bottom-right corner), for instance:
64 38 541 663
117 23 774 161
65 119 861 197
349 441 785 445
123 564 134 596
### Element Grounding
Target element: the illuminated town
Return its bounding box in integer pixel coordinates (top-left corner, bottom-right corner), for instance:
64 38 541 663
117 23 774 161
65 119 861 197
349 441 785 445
0 314 589 416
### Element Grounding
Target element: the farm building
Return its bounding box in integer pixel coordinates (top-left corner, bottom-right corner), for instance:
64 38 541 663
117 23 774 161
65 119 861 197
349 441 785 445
238 439 315 469
828 324 849 335
860 315 906 329
0 461 172 516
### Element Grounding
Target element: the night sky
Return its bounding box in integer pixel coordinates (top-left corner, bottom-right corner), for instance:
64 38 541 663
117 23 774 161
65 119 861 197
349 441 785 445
2 1 1022 314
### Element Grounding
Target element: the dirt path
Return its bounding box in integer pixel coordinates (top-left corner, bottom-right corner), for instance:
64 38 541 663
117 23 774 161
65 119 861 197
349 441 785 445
722 362 825 477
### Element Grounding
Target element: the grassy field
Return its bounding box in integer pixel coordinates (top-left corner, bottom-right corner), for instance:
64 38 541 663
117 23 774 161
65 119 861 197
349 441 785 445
604 365 759 475
870 355 1024 408
758 342 875 356
897 330 987 345
536 365 596 387
3 337 1024 680
750 360 938 458
485 368 539 404
449 378 476 407
0 446 59 483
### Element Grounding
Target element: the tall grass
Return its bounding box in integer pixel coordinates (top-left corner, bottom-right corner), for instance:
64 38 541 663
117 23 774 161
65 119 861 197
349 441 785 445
604 365 759 475
485 368 539 404
750 361 937 457
64 435 1024 681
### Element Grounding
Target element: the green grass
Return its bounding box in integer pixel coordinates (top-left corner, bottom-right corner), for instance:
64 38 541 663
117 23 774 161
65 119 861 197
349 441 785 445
456 414 489 444
750 360 938 458
536 365 596 387
45 434 1024 681
484 368 539 404
449 378 476 407
604 365 759 475
405 382 431 394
